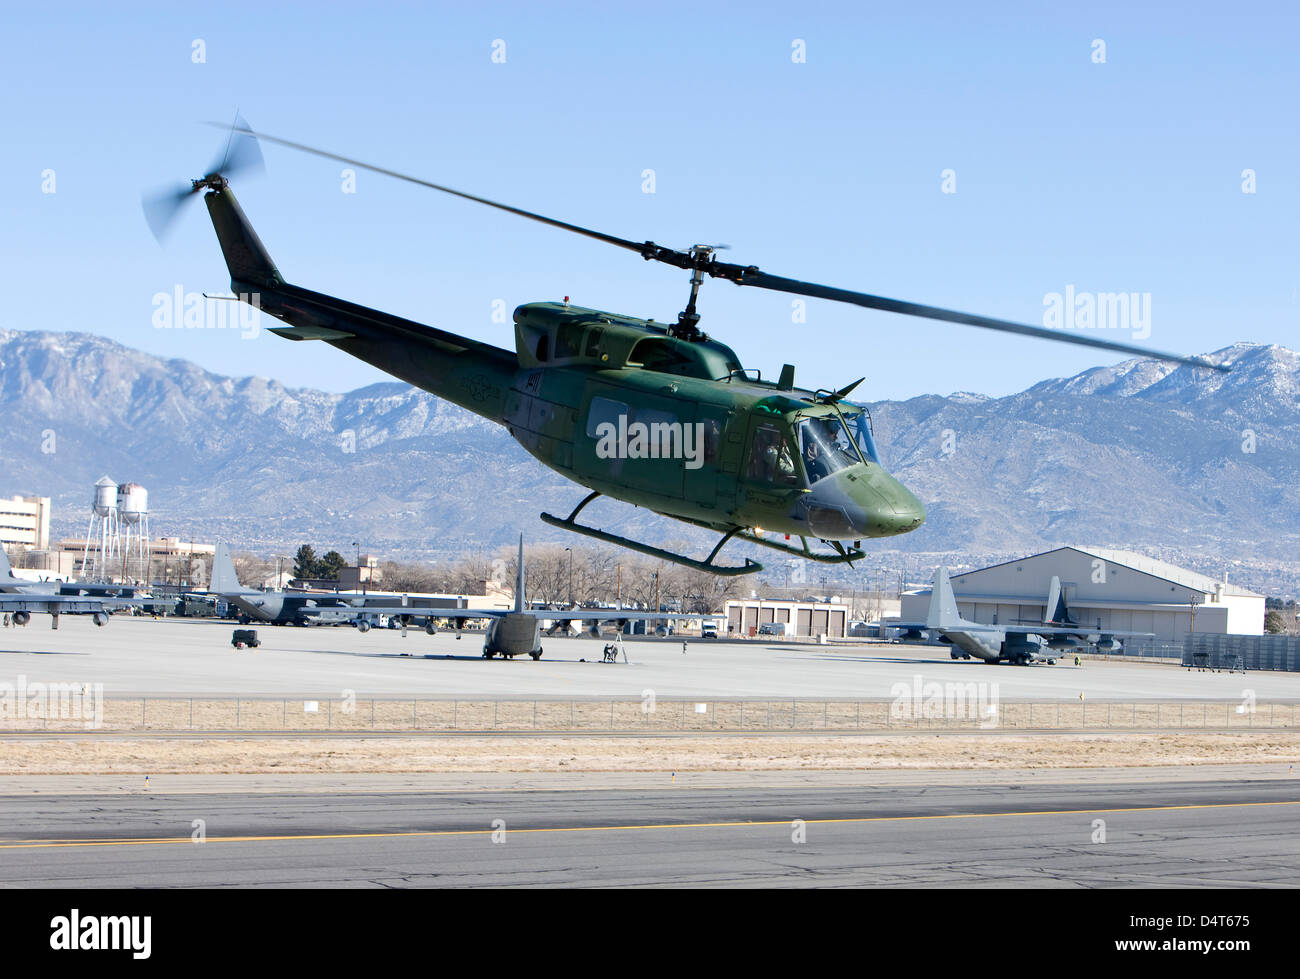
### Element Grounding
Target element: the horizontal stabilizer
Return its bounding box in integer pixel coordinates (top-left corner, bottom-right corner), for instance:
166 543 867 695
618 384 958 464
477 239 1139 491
268 325 355 341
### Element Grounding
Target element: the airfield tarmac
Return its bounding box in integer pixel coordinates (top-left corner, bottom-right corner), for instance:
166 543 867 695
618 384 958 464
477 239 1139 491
2 616 1297 701
3 616 1298 887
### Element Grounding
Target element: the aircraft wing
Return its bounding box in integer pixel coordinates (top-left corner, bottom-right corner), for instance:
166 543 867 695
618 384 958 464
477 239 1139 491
884 618 999 634
887 620 1152 639
0 593 137 613
1003 625 1154 639
302 604 490 621
536 610 704 622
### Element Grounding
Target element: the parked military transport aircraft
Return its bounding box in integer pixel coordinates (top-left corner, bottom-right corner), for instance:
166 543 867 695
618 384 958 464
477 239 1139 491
446 536 704 659
210 538 695 657
0 549 139 628
209 542 454 629
888 567 1152 664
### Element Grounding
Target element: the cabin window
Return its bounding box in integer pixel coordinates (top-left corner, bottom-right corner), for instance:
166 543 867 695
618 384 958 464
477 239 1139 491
747 424 799 485
556 323 584 359
586 396 628 438
628 338 705 378
700 417 722 463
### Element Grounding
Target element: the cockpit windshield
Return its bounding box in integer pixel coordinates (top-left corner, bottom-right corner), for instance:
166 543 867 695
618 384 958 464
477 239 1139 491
797 415 863 484
840 405 881 465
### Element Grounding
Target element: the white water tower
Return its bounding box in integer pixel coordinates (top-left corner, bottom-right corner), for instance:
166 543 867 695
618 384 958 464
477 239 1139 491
80 476 120 581
117 482 150 583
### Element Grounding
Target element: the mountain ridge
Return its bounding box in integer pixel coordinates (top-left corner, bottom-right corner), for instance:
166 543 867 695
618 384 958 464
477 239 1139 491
2 329 1296 594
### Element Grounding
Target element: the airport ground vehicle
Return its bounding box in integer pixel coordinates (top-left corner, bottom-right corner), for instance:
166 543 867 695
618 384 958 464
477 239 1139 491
231 628 261 649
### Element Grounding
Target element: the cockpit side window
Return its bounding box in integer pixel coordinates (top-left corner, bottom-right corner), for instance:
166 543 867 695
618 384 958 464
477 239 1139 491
842 406 881 464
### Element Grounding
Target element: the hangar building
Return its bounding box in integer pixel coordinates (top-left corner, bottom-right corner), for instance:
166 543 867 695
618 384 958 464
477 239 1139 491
725 598 851 638
897 546 1264 642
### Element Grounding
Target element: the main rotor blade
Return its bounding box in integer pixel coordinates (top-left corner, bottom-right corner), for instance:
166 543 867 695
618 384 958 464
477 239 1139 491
212 124 657 257
214 124 1227 373
731 269 1229 372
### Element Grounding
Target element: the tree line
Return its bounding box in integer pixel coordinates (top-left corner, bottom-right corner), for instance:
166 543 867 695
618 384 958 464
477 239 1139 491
292 545 348 580
228 540 745 611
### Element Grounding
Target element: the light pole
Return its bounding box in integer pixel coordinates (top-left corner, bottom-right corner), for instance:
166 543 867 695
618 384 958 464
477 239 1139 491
565 546 573 608
652 571 660 635
352 541 363 593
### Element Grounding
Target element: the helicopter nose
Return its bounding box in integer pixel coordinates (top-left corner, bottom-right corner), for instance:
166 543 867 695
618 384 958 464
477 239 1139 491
804 465 926 539
867 478 926 536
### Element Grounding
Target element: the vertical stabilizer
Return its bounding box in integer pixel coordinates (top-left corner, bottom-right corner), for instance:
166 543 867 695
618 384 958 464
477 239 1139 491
0 546 13 581
210 542 244 595
925 566 962 629
1044 576 1075 626
514 534 526 613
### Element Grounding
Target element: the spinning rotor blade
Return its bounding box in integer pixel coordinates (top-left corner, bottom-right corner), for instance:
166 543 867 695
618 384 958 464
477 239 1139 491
729 270 1228 372
143 114 265 243
206 112 265 181
219 124 1228 373
141 182 201 242
212 124 652 256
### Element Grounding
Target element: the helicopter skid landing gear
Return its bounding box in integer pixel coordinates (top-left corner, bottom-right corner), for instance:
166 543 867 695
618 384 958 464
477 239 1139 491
728 530 866 566
540 493 762 577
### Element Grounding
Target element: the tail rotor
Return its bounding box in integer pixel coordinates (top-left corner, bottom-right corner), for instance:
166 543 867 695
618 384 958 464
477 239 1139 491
141 112 264 243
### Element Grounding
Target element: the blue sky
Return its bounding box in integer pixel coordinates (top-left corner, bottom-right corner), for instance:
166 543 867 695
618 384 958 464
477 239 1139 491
2 1 1295 400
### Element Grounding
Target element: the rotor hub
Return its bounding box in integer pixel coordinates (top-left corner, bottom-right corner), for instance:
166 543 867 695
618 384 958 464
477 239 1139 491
192 174 228 193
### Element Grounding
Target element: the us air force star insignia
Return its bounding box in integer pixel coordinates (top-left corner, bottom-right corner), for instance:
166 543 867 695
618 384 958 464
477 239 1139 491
467 374 492 401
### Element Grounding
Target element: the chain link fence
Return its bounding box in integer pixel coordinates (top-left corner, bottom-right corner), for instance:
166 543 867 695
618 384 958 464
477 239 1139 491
5 697 1296 732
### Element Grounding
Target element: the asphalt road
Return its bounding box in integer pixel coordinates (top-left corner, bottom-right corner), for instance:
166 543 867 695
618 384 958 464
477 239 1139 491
3 775 1297 887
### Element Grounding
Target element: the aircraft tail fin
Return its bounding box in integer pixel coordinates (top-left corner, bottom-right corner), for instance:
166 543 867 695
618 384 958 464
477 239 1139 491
210 542 244 594
0 546 14 581
202 184 284 291
514 534 525 613
925 566 962 629
1044 575 1075 626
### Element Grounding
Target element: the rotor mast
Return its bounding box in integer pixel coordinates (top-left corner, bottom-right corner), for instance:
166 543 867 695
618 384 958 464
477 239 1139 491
672 245 715 341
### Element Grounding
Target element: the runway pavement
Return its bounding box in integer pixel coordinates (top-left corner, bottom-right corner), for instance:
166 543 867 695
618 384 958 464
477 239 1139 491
1 616 1295 701
1 771 1298 887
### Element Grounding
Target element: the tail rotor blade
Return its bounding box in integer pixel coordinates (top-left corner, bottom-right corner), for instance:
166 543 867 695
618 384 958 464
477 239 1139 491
146 113 266 244
207 112 265 179
141 183 198 243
